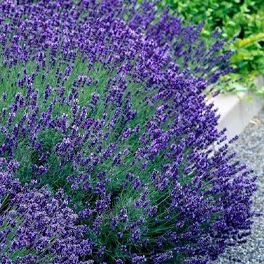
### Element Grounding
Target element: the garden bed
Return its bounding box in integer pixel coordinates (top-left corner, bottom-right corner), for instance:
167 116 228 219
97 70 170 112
0 1 259 263
212 75 264 140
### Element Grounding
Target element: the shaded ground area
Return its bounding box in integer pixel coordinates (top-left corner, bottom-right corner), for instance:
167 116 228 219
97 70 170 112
214 108 264 264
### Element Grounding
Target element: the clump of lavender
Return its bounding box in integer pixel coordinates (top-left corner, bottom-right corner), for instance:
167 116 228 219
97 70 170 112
0 159 92 264
0 0 257 263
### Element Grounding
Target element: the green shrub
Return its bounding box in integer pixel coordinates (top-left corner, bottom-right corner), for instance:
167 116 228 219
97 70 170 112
161 0 264 95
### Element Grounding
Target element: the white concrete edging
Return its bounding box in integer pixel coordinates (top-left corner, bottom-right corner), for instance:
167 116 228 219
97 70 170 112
210 75 264 141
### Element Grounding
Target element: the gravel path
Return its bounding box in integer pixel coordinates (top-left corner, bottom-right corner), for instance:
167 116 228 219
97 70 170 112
213 108 264 264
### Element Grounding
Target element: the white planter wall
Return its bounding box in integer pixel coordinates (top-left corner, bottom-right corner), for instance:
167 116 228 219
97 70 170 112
210 75 264 141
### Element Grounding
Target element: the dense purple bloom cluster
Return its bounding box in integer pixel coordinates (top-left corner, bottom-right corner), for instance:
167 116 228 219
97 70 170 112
0 159 92 264
0 0 257 263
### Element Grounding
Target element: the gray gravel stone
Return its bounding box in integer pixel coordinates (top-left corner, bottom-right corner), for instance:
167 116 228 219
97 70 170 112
213 108 264 264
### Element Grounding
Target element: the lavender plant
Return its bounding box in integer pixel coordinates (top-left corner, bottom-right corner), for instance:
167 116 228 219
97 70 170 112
0 0 258 263
0 161 91 264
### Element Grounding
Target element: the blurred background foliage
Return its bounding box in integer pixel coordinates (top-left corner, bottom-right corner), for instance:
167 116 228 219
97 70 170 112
159 0 264 95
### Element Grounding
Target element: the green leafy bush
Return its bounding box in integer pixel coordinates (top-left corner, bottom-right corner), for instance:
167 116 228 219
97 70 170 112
161 0 264 95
